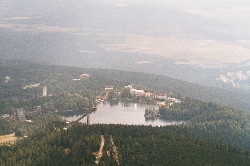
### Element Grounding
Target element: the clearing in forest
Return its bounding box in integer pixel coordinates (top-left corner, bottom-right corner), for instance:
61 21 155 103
0 133 18 145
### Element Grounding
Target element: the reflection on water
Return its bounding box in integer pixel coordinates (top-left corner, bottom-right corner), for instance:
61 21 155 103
63 102 183 127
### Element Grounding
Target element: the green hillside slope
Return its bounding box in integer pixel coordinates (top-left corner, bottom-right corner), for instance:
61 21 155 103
0 124 249 166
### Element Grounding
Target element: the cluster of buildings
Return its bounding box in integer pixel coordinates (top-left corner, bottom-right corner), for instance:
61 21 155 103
125 85 154 98
125 85 168 100
125 85 181 106
23 83 48 97
3 75 49 97
72 74 90 81
102 84 181 107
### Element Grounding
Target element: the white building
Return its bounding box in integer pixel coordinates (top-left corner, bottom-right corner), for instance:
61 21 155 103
4 76 11 83
80 74 90 80
124 85 133 90
23 83 40 89
130 89 145 96
43 86 47 97
167 97 181 104
105 87 114 91
156 94 168 100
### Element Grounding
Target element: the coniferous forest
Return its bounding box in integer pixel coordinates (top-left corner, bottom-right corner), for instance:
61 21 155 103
1 124 250 166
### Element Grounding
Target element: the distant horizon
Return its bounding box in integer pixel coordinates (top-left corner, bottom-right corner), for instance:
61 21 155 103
1 0 250 65
0 0 249 89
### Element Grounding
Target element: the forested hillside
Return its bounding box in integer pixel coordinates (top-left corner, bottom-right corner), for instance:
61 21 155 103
1 59 249 111
0 59 126 114
0 124 249 166
159 98 250 151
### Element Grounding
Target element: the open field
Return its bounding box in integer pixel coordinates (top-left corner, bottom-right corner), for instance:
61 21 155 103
102 33 250 65
0 133 18 145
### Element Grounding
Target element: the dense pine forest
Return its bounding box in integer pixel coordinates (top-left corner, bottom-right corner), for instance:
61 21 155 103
0 60 250 165
159 98 250 151
0 124 250 166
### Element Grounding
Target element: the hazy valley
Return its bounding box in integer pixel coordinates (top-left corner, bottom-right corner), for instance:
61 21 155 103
1 0 250 90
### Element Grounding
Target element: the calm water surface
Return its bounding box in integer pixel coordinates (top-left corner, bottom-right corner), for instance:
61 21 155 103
63 102 183 126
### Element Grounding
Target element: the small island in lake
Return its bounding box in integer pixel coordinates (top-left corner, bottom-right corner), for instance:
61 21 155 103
144 108 159 119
